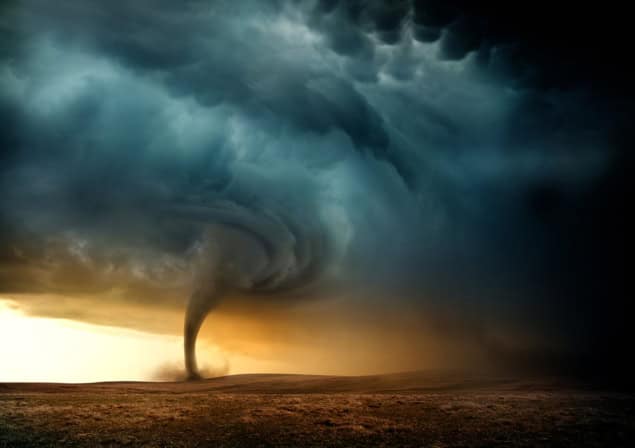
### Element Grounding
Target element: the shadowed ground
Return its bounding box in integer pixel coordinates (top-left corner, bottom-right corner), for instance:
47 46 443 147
1 372 634 447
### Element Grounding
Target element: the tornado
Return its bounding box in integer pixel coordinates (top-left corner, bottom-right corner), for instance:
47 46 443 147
178 200 330 380
184 287 222 380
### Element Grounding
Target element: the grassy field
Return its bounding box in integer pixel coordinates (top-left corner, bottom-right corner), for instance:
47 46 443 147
1 372 634 447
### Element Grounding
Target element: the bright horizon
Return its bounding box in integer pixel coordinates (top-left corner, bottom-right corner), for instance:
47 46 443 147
0 299 288 383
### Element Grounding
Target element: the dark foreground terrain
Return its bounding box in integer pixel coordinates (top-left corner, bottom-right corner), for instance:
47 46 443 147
1 372 634 447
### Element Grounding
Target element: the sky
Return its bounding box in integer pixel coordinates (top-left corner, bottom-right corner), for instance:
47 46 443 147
0 0 630 382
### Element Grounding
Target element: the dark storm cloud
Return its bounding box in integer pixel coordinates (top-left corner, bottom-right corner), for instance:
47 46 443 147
0 0 631 379
309 0 633 92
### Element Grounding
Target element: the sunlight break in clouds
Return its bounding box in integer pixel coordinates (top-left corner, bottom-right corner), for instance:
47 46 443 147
0 299 205 382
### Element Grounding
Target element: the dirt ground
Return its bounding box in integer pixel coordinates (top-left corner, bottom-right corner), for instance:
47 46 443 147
1 373 634 447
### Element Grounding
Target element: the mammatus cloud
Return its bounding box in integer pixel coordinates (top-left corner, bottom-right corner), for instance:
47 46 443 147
0 0 630 379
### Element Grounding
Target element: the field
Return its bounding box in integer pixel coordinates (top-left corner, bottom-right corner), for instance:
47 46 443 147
1 372 634 447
